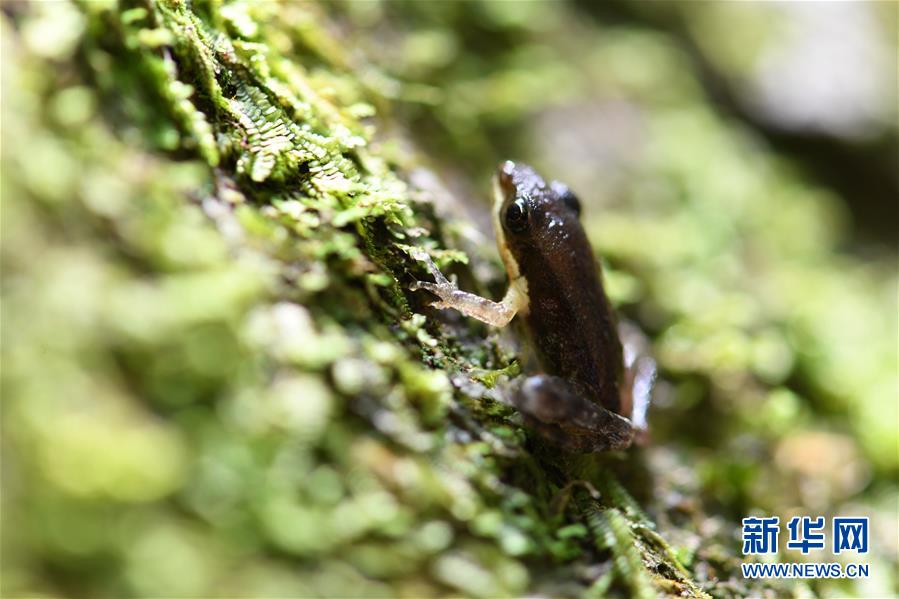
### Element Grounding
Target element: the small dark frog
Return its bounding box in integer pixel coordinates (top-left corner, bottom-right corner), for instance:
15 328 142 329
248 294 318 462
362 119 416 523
413 161 655 453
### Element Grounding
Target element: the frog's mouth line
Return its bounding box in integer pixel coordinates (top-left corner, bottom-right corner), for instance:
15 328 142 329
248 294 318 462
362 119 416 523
492 173 521 281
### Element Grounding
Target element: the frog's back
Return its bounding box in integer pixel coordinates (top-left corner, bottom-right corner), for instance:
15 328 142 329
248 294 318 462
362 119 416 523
518 224 624 414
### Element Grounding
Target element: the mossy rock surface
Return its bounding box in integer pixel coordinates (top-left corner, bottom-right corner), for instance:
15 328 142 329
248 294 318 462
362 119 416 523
2 2 895 598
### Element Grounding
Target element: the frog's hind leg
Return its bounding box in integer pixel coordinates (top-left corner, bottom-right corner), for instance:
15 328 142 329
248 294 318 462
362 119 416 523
617 321 656 436
511 375 634 453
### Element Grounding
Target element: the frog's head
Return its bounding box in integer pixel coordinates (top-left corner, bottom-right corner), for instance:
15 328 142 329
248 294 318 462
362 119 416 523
492 160 583 280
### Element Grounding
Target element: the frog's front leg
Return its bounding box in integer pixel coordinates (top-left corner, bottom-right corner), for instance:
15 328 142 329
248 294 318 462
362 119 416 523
511 375 635 453
410 250 528 327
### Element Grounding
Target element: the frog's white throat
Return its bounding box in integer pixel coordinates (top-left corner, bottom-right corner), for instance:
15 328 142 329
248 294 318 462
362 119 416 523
492 176 530 315
492 176 520 280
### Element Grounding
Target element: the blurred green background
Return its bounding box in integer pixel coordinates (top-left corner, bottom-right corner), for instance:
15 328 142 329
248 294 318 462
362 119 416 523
2 1 896 597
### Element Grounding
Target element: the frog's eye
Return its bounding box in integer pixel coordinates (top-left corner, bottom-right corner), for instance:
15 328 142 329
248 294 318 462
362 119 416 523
504 198 530 234
551 180 581 217
561 190 581 216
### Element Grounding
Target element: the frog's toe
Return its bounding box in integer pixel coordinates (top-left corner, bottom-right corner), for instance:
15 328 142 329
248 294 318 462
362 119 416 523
409 249 451 284
410 280 434 293
411 280 452 304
